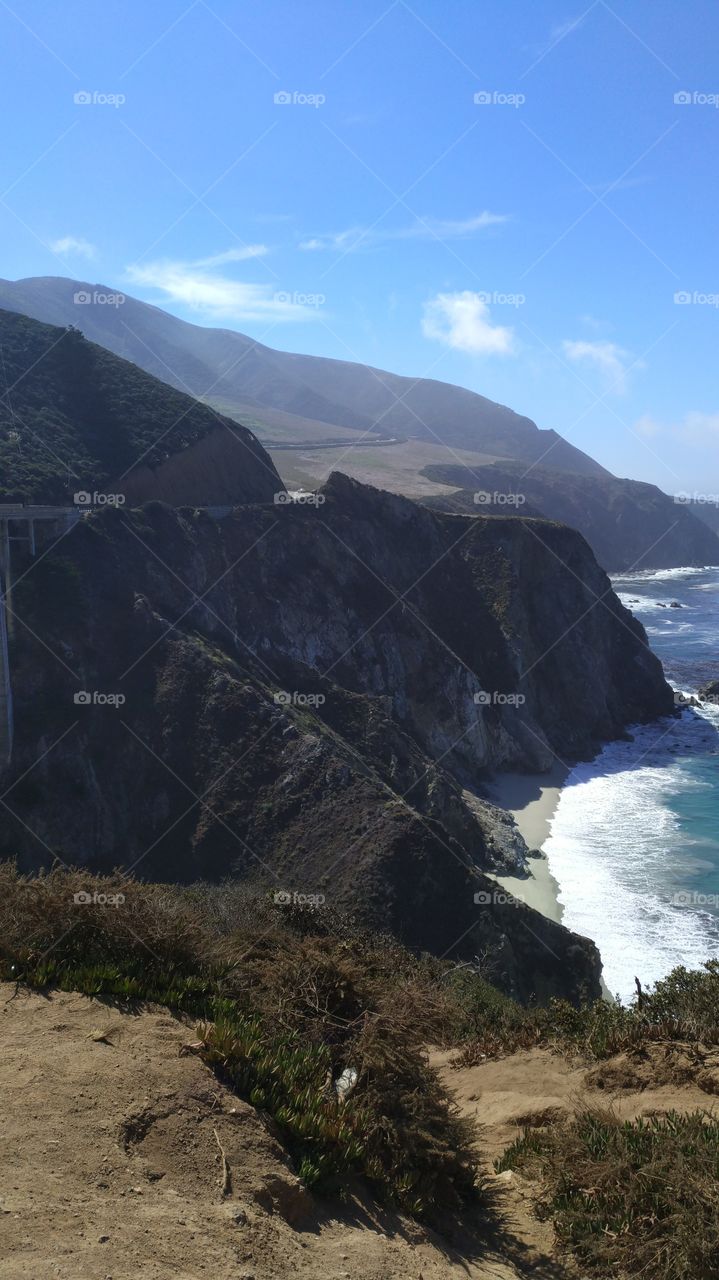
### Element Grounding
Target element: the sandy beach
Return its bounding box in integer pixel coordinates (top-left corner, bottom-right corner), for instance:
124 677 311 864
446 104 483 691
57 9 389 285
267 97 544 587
485 763 569 925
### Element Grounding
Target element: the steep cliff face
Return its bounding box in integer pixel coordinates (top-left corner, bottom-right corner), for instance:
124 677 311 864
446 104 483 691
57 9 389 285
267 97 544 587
4 475 674 1002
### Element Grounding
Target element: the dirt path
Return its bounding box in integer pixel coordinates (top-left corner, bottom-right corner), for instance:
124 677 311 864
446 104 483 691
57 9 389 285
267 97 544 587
433 1042 719 1164
432 1039 719 1279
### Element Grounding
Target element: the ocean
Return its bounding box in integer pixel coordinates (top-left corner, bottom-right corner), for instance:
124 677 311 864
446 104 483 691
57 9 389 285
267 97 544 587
543 565 719 1002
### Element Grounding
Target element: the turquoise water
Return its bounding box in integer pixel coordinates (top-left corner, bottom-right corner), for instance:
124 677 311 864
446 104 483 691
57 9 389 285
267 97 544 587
542 566 719 1001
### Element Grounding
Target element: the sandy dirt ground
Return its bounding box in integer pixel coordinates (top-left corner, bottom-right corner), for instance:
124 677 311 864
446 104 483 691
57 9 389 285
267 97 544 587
3 982 718 1280
0 984 527 1280
485 766 569 924
268 439 502 499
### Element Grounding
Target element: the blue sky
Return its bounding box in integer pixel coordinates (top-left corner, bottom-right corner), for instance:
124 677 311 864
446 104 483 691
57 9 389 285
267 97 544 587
1 0 718 492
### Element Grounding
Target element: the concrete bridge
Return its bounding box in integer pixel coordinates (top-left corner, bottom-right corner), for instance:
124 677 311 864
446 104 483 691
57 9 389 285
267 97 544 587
0 505 81 764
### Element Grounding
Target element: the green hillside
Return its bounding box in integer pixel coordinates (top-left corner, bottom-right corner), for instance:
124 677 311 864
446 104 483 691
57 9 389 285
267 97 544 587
0 308 278 504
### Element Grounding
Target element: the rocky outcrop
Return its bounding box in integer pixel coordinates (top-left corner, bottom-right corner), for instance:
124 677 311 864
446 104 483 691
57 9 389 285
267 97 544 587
4 475 674 1003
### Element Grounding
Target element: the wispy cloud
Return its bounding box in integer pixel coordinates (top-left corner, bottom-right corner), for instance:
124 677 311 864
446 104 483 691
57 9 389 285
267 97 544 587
300 211 508 252
422 290 515 356
125 251 318 324
523 13 589 72
587 174 653 198
636 410 719 450
50 235 97 259
192 246 268 267
562 338 635 392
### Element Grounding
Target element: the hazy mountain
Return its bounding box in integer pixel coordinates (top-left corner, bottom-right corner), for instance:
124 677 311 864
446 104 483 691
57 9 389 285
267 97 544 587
421 461 719 573
0 308 280 506
0 276 609 477
686 499 719 536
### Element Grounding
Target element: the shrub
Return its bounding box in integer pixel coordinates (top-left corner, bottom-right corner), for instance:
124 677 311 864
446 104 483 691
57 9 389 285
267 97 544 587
497 1108 719 1279
0 863 480 1218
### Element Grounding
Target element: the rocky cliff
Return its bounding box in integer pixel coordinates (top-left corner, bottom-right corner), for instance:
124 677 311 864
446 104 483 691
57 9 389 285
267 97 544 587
3 474 674 1003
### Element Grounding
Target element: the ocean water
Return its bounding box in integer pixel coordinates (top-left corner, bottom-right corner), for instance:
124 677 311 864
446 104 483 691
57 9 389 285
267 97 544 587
543 565 719 1002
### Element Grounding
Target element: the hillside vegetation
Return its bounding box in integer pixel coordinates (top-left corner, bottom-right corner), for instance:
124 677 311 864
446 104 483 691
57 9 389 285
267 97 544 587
0 308 279 504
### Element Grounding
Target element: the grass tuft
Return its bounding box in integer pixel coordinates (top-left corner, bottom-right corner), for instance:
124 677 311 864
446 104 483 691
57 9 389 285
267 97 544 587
497 1108 719 1279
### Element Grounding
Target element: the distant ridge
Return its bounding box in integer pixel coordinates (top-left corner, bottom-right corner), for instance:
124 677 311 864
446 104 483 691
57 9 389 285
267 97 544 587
421 460 719 573
0 275 609 478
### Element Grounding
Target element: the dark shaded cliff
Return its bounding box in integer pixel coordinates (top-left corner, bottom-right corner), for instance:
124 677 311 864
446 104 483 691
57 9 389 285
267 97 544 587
423 462 719 573
3 475 674 1003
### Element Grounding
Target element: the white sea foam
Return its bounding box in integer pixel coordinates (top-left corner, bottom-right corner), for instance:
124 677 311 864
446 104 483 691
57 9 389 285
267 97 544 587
614 566 717 584
545 567 719 1002
544 712 719 1002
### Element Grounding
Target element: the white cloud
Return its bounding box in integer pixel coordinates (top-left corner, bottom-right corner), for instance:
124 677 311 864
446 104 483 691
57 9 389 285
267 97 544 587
125 255 318 324
422 290 515 356
635 413 662 439
300 211 507 252
587 174 653 198
579 314 612 334
192 245 268 267
636 411 719 449
50 235 97 259
681 411 719 446
562 339 634 392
